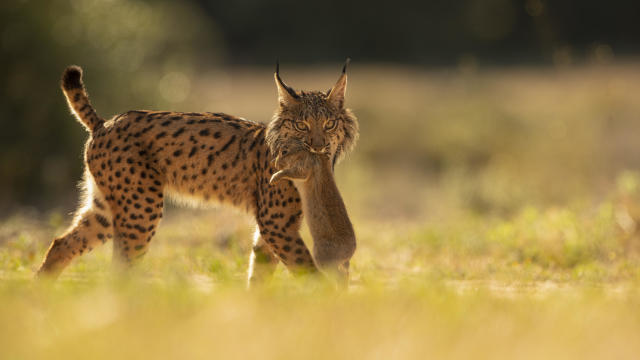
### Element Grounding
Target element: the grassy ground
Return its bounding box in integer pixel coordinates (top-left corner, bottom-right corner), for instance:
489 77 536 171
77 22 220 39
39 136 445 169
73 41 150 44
2 63 640 359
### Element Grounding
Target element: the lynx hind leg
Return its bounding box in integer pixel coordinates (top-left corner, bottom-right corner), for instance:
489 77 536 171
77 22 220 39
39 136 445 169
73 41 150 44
106 174 165 266
247 228 279 287
270 168 308 184
37 174 114 278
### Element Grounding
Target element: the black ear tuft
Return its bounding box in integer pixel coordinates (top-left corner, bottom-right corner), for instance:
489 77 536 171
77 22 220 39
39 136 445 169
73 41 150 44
274 60 299 100
342 58 351 74
61 65 83 91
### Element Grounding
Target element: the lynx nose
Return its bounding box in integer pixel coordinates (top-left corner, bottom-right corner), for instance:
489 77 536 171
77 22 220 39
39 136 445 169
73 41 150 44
305 142 329 154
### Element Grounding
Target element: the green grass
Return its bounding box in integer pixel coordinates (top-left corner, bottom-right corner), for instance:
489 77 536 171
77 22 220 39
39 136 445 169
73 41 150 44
1 194 640 359
3 64 640 359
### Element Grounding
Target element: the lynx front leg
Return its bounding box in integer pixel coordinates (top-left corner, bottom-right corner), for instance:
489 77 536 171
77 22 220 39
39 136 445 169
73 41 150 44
247 228 279 287
255 190 317 276
256 221 316 276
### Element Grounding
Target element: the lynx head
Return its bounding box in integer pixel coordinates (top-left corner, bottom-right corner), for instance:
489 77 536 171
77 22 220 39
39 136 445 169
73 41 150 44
266 60 359 168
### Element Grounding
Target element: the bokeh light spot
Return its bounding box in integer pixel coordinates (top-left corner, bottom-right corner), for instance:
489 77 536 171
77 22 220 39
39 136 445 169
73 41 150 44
590 43 614 64
552 46 573 67
525 0 545 17
158 71 191 103
467 0 516 40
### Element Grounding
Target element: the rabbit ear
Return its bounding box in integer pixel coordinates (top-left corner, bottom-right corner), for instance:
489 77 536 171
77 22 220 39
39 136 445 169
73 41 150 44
274 60 299 106
327 58 350 108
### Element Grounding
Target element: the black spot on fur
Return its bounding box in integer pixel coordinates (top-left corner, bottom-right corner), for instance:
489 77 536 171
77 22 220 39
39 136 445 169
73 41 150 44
172 128 185 138
93 198 105 210
94 214 110 228
219 135 236 153
188 146 197 157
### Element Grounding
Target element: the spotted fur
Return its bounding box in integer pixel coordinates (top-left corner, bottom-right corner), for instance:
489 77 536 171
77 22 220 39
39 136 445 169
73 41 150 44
37 63 358 285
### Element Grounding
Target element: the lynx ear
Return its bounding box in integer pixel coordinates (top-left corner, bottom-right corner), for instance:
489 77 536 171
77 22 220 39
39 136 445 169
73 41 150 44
275 61 299 106
327 58 350 108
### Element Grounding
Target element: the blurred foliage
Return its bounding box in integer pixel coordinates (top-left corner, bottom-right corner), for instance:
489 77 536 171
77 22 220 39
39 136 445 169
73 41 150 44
0 0 222 209
202 0 640 64
2 0 640 218
336 64 640 220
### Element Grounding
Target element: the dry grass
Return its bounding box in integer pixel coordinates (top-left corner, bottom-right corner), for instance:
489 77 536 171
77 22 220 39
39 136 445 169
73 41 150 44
3 63 640 359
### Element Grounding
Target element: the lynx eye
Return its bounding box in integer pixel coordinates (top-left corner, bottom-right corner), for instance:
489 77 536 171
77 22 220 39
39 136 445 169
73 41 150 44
324 119 337 131
293 121 309 131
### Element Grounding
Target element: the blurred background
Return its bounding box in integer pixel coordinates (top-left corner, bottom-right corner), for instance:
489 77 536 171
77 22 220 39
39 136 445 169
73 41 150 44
4 3 640 356
2 0 640 222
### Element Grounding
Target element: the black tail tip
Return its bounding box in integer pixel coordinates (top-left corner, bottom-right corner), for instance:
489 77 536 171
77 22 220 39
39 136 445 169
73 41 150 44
61 65 83 91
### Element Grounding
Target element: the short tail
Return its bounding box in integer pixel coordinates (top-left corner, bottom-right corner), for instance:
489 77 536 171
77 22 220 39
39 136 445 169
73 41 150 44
61 66 104 133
